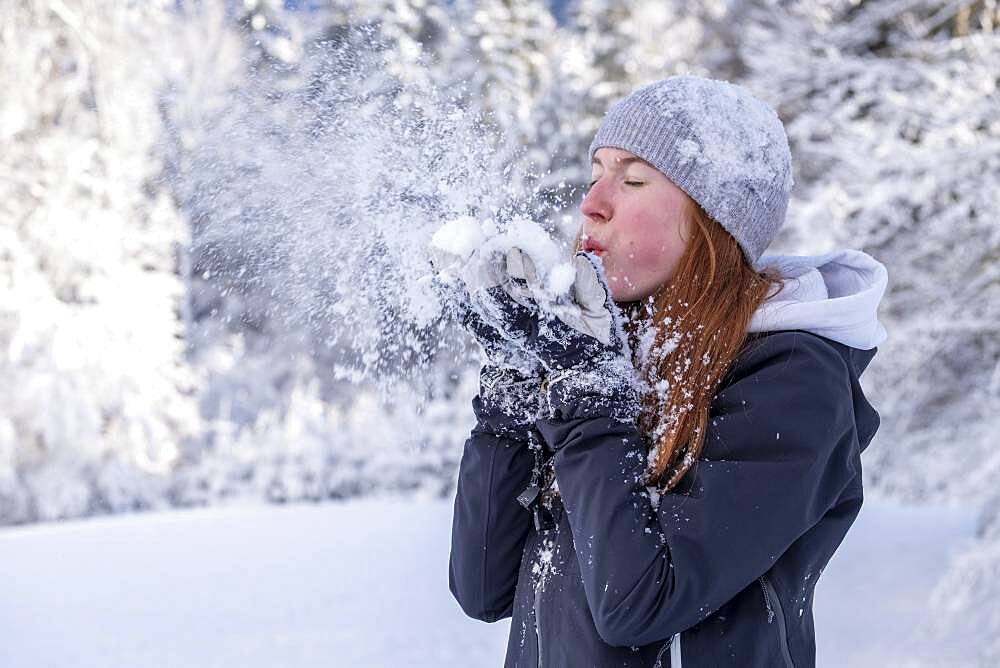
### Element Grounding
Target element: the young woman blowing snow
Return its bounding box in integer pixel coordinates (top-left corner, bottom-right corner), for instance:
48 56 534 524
444 75 888 667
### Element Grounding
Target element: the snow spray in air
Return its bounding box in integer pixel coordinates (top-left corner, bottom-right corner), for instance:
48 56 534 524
170 25 575 396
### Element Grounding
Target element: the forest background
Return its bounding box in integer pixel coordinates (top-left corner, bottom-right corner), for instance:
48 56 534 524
2 0 998 662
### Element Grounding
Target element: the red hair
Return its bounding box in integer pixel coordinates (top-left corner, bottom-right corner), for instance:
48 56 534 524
576 198 782 491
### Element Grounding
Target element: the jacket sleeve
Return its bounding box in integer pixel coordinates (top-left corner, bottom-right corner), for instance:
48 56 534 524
535 332 869 647
448 393 536 622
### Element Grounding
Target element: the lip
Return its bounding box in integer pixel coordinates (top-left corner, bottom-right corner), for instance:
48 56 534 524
581 238 606 255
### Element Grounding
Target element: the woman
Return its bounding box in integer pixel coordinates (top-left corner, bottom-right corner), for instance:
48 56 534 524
447 75 887 667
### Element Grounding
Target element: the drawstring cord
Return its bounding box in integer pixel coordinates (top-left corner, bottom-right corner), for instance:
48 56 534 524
516 426 559 532
514 376 561 532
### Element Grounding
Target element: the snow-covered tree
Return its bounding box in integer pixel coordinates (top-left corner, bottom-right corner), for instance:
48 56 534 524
729 3 1000 663
0 0 199 523
733 0 1000 499
446 0 556 153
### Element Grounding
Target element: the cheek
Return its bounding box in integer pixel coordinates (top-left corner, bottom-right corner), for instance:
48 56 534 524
625 236 671 270
605 215 687 297
622 219 682 273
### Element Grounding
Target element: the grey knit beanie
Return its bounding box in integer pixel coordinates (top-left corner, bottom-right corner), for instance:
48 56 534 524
589 75 794 269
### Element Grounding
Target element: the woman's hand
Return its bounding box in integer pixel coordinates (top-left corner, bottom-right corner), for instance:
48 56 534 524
466 248 640 426
429 249 541 374
493 249 630 372
428 256 544 434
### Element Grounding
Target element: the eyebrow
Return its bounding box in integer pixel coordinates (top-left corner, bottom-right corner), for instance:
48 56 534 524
591 155 645 168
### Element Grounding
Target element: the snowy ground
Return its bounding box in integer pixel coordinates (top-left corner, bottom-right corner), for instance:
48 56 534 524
0 494 980 667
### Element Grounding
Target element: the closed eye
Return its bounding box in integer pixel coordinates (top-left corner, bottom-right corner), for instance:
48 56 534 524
588 177 644 187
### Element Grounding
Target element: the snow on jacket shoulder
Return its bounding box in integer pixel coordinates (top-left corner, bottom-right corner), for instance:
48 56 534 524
451 328 880 667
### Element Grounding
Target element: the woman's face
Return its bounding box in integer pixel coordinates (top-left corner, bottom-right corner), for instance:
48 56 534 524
580 147 693 302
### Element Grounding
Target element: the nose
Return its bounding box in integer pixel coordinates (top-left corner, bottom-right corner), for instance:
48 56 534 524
581 178 612 224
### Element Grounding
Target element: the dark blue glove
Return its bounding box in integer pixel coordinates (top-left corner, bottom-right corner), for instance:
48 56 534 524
467 249 641 425
428 265 543 437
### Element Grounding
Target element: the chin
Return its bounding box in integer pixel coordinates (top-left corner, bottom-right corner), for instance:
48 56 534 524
609 284 640 303
612 284 656 304
604 267 654 303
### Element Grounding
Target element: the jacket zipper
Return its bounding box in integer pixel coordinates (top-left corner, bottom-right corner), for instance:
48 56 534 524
652 632 681 668
759 575 795 668
534 582 544 668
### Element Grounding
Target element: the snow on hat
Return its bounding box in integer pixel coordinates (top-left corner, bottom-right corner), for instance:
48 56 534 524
589 75 794 269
